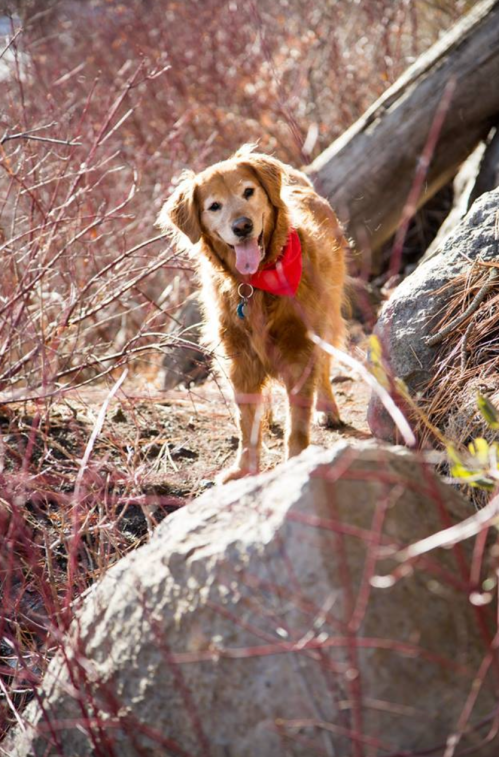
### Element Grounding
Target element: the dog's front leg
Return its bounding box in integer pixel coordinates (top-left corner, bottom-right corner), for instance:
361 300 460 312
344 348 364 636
283 362 316 459
218 359 267 484
316 352 343 429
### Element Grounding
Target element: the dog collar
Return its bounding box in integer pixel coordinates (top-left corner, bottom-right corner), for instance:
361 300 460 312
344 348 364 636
249 229 302 297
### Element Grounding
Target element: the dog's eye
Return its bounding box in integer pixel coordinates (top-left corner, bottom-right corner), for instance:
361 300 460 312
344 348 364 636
208 202 222 212
243 187 254 200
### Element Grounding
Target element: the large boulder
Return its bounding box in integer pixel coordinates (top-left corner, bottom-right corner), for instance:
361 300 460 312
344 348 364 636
7 441 497 757
368 187 499 440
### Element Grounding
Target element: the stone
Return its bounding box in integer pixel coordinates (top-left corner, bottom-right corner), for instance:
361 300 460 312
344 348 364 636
160 293 210 390
368 187 499 441
7 441 497 756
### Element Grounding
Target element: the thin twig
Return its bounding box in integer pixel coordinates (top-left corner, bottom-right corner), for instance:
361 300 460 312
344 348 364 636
0 27 23 61
0 131 82 147
460 317 475 372
426 267 499 347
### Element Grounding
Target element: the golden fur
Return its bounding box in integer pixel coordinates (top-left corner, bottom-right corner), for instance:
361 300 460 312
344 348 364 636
158 146 347 483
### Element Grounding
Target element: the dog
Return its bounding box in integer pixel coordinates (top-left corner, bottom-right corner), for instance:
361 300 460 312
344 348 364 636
158 146 347 483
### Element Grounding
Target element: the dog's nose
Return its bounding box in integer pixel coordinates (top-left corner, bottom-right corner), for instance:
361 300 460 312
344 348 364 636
232 216 254 238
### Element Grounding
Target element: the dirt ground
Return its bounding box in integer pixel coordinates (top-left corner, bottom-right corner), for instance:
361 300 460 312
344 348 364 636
2 321 370 505
59 355 372 502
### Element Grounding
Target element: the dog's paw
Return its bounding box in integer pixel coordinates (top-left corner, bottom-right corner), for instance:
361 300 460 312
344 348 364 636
217 466 256 485
317 411 345 430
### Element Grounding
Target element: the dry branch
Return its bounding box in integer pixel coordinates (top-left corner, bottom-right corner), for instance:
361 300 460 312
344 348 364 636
0 131 82 147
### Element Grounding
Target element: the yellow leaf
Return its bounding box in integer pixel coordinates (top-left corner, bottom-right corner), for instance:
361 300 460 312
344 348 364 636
477 392 499 430
368 335 389 389
468 437 490 465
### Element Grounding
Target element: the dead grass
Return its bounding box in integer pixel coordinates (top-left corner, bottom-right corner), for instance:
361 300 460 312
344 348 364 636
422 261 499 449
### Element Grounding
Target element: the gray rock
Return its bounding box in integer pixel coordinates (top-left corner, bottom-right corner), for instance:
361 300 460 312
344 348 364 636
6 441 497 757
160 292 210 390
368 187 499 440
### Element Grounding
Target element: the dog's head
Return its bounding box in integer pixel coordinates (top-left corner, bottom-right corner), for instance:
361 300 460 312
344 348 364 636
158 147 289 275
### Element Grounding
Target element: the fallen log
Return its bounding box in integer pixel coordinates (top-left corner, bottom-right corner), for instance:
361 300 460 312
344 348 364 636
307 0 499 259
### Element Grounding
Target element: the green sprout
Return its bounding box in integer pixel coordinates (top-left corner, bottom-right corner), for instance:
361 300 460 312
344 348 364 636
447 393 499 490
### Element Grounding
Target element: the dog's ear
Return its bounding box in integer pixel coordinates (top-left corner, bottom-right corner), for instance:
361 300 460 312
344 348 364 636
156 171 201 244
239 153 287 209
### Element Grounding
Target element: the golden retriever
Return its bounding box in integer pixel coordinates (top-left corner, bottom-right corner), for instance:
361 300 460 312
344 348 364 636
158 146 347 483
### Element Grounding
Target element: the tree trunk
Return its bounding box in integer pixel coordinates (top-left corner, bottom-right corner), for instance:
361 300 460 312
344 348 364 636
306 0 499 259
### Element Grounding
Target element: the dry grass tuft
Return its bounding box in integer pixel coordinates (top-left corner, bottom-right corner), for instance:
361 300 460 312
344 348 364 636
422 261 499 449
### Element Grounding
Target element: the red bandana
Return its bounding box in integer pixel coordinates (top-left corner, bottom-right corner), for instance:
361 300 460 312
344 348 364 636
249 230 302 297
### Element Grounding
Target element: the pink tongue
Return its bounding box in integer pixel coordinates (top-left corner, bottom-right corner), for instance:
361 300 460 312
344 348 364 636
234 239 261 274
